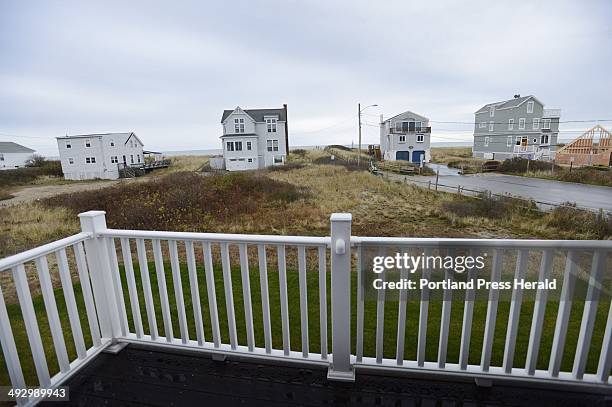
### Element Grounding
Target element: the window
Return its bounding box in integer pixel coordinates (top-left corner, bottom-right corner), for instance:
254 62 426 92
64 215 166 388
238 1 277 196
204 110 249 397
415 121 422 132
130 155 134 164
395 122 401 132
85 157 96 164
110 140 115 147
122 155 126 164
516 136 521 145
247 141 252 150
137 154 141 163
479 122 486 129
66 142 72 149
408 121 416 132
540 135 549 144
266 118 277 133
527 101 534 113
247 158 253 163
267 140 279 152
85 139 91 147
68 157 74 164
533 138 537 143
508 119 514 130
235 141 243 151
519 118 525 130
533 118 540 129
111 156 118 163
226 141 234 151
488 121 494 132
484 136 490 147
490 107 495 117
274 156 283 164
234 118 245 133
507 136 512 147
399 135 406 142
416 134 424 143
0 153 3 161
542 119 551 129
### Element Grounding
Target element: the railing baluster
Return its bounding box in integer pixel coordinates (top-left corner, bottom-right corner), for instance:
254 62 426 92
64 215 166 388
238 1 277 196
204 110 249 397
417 247 433 367
503 249 529 373
396 248 409 365
277 245 290 355
203 242 220 348
481 248 504 372
573 250 605 379
136 239 158 340
298 245 309 358
375 255 386 364
73 242 101 346
220 242 237 350
597 299 612 382
185 240 204 346
356 244 364 363
0 282 26 392
258 244 272 353
438 248 455 369
56 248 87 360
120 238 144 338
239 243 255 352
12 264 51 387
152 239 173 342
106 238 128 337
459 248 479 370
169 240 189 344
525 249 553 375
35 256 70 373
549 250 578 377
318 245 328 360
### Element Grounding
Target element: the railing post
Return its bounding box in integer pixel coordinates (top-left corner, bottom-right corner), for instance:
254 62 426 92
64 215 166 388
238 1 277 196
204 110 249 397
79 211 122 343
327 213 355 382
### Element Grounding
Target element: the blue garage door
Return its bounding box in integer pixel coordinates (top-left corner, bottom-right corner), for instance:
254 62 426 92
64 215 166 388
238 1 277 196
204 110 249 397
396 151 409 161
412 150 425 163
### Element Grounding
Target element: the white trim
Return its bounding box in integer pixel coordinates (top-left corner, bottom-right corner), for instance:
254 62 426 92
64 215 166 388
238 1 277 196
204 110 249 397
484 136 490 147
527 101 534 113
519 118 526 130
479 122 487 128
507 136 512 147
488 121 494 132
416 134 424 143
508 119 514 130
489 107 495 117
542 119 551 129
533 118 540 129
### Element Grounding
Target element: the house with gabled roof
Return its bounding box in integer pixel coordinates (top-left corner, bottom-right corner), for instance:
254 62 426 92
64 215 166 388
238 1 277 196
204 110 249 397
56 132 145 180
379 110 432 163
0 142 35 170
220 105 289 171
473 95 561 161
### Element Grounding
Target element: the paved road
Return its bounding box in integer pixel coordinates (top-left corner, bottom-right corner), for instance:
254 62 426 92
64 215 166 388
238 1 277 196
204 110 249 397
386 166 612 212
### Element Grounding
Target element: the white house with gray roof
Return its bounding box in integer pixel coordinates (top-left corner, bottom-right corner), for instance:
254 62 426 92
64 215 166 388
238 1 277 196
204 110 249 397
379 110 431 163
220 105 288 171
56 132 144 180
473 95 560 161
0 142 35 170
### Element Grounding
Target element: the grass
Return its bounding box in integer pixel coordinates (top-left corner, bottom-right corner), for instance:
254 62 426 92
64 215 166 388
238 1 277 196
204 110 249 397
1 254 608 387
525 166 612 187
0 161 63 188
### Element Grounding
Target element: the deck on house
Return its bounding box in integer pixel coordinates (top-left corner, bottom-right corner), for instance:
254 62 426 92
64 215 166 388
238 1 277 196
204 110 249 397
40 344 609 407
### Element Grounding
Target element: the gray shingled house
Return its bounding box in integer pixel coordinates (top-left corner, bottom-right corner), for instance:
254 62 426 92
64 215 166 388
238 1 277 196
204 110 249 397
472 95 560 161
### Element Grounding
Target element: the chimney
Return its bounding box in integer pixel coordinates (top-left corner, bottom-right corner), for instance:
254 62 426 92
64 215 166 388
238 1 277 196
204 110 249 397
514 94 521 99
283 104 289 156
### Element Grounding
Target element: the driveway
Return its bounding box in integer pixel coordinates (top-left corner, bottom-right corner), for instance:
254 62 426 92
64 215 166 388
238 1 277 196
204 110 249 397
386 166 612 212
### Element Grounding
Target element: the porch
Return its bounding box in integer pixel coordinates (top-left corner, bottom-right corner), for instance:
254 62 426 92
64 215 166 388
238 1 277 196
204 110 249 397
0 211 610 405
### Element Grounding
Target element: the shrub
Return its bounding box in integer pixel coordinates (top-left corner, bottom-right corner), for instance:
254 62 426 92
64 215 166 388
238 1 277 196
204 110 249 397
290 149 307 157
312 156 363 171
327 144 351 151
0 161 63 187
498 157 558 173
544 204 612 239
266 163 305 172
42 171 308 231
442 191 536 219
25 154 47 167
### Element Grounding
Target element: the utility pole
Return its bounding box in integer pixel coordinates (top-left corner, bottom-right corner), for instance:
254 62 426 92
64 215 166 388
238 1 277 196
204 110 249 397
357 103 362 167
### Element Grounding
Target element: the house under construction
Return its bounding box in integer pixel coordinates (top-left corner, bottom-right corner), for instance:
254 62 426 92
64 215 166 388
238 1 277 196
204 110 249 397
555 125 612 167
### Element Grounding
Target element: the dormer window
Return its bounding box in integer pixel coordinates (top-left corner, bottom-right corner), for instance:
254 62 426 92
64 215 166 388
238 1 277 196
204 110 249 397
234 118 245 133
527 101 534 113
266 118 277 133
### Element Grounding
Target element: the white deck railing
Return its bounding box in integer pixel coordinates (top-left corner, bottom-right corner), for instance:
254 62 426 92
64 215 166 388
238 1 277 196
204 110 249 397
0 211 610 405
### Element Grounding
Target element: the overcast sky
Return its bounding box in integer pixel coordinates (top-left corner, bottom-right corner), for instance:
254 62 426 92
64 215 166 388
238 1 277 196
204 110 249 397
1 0 611 156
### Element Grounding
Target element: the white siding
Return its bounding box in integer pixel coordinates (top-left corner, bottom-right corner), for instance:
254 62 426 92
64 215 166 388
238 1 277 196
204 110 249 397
0 152 33 170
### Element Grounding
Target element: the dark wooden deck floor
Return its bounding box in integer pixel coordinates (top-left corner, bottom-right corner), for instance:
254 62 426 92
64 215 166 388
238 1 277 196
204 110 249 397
42 344 609 406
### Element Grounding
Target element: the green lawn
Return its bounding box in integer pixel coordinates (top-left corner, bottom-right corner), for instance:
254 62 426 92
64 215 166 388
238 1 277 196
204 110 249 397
1 259 609 386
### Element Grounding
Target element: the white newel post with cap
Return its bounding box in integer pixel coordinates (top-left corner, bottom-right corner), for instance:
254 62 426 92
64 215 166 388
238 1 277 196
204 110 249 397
79 211 124 350
328 213 355 381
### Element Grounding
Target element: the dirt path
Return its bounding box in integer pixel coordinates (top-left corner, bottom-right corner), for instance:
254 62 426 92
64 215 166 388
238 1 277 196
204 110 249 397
1 180 122 206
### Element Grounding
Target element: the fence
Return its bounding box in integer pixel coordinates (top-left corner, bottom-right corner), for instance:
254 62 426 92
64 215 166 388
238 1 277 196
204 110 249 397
0 211 610 405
